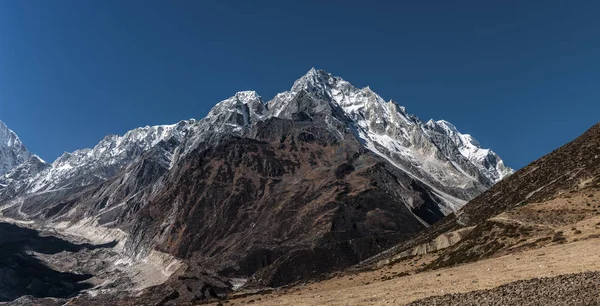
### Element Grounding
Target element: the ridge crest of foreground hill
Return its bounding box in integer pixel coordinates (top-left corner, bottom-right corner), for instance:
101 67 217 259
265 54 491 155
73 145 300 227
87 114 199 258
0 69 513 304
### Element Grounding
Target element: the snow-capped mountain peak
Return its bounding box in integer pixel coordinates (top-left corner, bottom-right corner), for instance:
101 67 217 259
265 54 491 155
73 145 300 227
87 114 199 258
0 121 33 176
233 90 262 104
204 91 267 128
267 69 513 211
270 69 389 119
0 68 513 214
290 68 336 97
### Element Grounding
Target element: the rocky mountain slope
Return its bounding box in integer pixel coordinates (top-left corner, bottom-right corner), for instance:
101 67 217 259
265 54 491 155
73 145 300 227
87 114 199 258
0 121 30 176
209 122 600 306
0 69 513 303
271 69 512 210
0 121 50 199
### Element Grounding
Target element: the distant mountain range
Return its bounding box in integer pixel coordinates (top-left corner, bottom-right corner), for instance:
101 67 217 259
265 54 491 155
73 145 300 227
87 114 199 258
0 69 512 207
0 69 513 302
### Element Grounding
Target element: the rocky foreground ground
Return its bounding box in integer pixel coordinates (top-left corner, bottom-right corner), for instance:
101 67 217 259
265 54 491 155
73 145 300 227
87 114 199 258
409 271 600 306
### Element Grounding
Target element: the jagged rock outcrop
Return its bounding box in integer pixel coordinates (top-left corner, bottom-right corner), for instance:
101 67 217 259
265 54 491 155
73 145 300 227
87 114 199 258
0 121 43 176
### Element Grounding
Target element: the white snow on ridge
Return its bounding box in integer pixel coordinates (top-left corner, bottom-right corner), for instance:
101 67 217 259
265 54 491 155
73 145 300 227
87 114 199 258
0 68 513 213
268 68 513 202
22 120 198 194
426 119 513 183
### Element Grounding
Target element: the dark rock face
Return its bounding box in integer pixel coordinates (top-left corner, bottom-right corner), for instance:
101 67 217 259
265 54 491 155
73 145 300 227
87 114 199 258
127 117 449 286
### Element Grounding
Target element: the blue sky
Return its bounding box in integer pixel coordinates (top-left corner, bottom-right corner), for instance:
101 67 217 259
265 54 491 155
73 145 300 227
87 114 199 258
1 1 599 169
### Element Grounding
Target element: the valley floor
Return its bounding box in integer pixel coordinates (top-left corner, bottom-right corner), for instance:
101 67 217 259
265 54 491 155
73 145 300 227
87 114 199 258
209 235 600 305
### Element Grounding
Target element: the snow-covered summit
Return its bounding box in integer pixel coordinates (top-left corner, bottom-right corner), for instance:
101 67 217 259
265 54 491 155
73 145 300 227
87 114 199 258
0 121 33 176
261 69 514 211
204 91 266 127
267 69 513 197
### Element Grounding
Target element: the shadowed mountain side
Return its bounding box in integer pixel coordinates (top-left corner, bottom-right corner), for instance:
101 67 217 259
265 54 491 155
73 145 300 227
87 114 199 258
0 222 115 301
